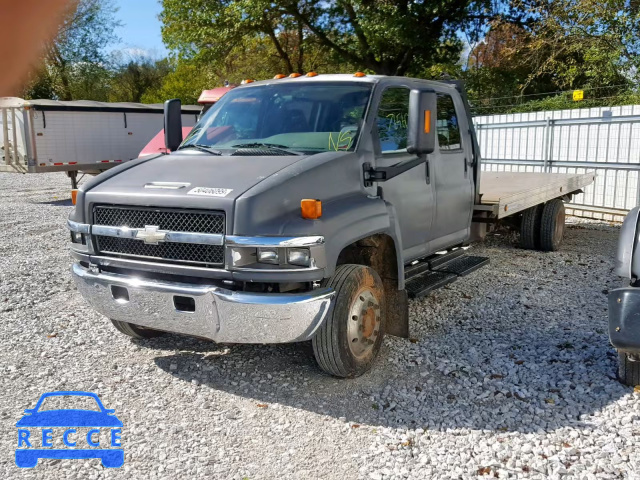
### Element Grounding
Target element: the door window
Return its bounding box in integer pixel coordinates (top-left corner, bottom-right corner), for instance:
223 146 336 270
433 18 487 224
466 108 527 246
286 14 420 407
377 88 410 152
436 94 462 151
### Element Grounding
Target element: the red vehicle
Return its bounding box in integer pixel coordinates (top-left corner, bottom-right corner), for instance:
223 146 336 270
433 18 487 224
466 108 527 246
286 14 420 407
138 86 234 157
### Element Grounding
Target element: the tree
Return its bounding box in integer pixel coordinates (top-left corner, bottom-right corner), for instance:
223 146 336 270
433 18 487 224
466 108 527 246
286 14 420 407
161 0 494 76
506 0 639 91
141 60 214 104
109 56 172 103
22 0 120 100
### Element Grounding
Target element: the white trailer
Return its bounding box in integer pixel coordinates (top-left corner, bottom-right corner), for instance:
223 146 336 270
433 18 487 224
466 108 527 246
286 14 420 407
0 97 200 188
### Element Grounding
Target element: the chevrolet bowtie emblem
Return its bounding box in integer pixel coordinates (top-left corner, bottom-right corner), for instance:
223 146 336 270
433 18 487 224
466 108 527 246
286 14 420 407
135 225 167 245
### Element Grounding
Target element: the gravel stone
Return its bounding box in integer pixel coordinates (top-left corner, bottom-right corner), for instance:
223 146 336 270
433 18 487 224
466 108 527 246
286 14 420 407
0 172 638 479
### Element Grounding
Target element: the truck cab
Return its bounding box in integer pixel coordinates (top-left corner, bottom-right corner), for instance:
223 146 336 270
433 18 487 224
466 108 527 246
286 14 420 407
68 74 591 377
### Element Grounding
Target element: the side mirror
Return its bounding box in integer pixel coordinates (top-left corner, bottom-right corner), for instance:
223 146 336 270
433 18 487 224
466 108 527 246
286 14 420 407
164 99 183 152
407 89 436 155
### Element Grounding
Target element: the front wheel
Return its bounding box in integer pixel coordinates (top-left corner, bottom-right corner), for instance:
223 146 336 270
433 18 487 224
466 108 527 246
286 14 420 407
312 264 385 378
618 352 640 386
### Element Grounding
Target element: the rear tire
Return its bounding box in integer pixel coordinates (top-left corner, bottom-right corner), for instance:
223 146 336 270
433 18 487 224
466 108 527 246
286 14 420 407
539 199 565 251
110 319 165 339
312 264 385 378
618 352 640 386
520 205 543 249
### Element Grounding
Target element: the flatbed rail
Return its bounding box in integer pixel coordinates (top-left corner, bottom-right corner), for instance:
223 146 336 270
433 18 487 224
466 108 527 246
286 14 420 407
475 172 596 219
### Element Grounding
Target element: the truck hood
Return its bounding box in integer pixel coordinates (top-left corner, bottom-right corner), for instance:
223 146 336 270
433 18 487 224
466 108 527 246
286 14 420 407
84 152 307 214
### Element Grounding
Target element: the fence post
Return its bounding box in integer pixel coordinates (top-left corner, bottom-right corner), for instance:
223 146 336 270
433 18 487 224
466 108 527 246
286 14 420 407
542 117 553 172
2 108 9 166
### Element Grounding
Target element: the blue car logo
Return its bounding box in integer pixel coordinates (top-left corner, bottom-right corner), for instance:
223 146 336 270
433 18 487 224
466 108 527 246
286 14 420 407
15 391 123 468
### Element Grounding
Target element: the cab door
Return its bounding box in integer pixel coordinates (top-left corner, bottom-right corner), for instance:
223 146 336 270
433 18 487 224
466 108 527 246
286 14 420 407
372 86 434 261
428 91 475 251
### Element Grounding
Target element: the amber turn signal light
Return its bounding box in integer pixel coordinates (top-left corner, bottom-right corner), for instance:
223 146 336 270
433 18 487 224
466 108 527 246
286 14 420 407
301 199 322 219
424 110 431 133
71 189 78 205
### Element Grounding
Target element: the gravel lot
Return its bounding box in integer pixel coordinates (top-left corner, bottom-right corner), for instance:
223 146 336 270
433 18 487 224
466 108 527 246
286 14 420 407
0 172 637 479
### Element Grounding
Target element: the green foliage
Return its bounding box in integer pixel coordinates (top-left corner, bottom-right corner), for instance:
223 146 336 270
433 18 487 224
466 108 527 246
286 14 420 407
141 61 215 104
160 0 492 76
109 58 173 103
17 0 640 115
22 0 121 101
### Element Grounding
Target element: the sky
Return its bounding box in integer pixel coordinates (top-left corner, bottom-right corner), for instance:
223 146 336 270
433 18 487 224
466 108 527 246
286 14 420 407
109 0 168 58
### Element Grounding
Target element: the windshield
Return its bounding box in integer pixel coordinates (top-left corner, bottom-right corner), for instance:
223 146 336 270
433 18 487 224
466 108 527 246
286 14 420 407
180 83 372 154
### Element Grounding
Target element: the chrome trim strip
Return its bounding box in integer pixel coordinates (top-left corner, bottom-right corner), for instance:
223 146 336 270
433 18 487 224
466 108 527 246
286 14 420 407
144 182 190 189
67 219 90 234
93 224 137 239
84 255 232 279
92 224 224 246
226 235 324 248
232 266 324 274
95 250 223 267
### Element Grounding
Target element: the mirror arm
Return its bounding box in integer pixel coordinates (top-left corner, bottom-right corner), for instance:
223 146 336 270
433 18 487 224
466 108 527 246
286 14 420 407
363 156 425 187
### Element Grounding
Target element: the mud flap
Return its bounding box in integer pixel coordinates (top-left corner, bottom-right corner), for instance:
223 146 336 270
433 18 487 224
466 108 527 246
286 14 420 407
385 287 409 338
609 287 640 351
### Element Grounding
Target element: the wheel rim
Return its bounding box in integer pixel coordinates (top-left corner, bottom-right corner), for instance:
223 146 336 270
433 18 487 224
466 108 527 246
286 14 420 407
347 288 382 359
554 208 565 245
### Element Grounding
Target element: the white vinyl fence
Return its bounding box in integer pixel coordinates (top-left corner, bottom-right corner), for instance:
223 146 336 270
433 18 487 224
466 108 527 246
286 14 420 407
474 104 640 222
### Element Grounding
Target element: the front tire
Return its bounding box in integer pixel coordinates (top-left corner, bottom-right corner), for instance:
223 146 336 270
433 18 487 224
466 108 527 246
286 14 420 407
110 319 165 339
312 264 385 378
618 352 640 386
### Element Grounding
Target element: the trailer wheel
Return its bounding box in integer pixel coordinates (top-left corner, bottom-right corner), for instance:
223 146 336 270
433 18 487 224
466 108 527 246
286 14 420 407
110 319 165 339
618 352 640 386
539 199 565 251
312 264 385 378
520 204 543 249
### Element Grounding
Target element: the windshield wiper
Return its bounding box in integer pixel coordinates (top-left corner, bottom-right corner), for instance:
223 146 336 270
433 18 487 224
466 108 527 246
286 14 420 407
178 144 223 156
230 143 304 155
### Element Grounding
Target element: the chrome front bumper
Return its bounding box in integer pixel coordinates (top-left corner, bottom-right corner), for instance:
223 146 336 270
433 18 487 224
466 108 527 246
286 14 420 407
72 263 335 343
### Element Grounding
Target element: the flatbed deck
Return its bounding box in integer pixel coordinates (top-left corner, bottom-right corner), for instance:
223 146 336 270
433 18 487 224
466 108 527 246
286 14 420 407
475 171 596 219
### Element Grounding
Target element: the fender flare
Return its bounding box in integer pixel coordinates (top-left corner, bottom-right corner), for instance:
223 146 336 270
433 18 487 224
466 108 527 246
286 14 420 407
617 206 640 279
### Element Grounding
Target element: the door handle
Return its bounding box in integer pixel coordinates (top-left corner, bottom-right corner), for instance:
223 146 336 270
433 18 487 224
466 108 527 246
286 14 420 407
463 157 468 175
425 159 430 184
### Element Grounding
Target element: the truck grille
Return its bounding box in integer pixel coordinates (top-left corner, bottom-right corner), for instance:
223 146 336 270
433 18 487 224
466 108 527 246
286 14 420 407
93 205 225 267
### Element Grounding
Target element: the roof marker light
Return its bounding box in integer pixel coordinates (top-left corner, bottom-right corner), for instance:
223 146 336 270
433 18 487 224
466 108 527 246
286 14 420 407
306 72 318 77
289 73 302 78
274 74 286 79
241 79 255 84
354 72 366 77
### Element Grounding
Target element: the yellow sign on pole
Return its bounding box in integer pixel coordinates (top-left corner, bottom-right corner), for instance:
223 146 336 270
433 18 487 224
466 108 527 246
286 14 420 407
573 90 584 102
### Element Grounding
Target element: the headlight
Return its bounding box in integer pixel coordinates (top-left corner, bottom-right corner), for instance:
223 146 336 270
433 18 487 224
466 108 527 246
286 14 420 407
287 248 310 267
257 248 279 264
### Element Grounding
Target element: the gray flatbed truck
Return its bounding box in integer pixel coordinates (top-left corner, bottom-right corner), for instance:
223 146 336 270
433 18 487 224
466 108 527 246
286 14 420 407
68 74 595 377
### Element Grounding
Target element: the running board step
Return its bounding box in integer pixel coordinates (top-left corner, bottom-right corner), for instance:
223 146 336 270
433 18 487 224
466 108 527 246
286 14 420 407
404 248 465 281
433 255 490 277
405 271 457 299
405 255 489 299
